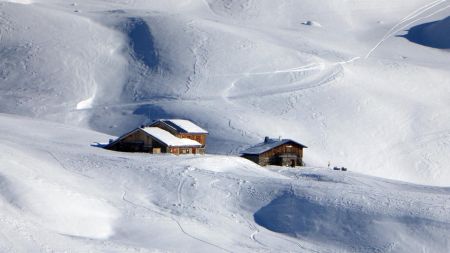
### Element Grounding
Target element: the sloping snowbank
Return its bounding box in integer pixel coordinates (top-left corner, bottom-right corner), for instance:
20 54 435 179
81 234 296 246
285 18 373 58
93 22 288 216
0 114 449 252
0 2 126 122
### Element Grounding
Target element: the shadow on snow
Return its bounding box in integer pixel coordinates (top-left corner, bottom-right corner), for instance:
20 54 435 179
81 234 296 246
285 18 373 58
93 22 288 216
123 17 159 69
401 16 450 49
254 192 450 251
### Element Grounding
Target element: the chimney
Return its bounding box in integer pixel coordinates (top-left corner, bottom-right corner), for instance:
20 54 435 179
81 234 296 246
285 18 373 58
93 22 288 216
264 136 270 143
279 136 282 141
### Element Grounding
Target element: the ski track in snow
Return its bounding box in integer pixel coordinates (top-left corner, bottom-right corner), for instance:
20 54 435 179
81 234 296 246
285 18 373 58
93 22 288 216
224 55 360 102
209 178 233 198
122 191 233 253
177 167 190 206
216 62 324 77
189 25 209 95
365 0 450 58
1 0 33 4
243 216 268 249
44 150 93 179
279 64 344 115
219 55 358 116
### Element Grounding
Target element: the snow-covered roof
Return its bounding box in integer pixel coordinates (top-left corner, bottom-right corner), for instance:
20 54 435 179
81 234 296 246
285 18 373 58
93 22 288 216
141 127 202 147
240 138 307 155
153 119 208 134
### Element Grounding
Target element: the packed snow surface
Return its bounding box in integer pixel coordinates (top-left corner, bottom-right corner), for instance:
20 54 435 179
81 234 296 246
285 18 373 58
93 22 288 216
0 113 449 252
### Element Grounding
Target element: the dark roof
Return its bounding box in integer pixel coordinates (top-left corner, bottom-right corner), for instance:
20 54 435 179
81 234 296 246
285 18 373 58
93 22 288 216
149 119 208 134
240 138 307 155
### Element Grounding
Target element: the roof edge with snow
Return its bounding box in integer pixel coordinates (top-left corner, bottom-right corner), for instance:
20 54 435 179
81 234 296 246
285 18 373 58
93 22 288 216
150 119 208 134
240 138 307 155
105 127 202 149
141 127 202 147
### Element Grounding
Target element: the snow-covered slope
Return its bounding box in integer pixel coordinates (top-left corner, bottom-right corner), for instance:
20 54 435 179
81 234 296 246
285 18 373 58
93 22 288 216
0 113 449 252
1 1 450 251
0 1 126 120
1 0 449 186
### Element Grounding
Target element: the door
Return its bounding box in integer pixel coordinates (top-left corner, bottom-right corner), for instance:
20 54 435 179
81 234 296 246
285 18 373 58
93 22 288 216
290 160 296 167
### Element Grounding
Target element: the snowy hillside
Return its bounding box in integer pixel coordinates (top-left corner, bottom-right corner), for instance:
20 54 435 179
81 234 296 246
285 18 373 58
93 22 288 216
1 0 450 186
1 0 450 251
0 113 449 252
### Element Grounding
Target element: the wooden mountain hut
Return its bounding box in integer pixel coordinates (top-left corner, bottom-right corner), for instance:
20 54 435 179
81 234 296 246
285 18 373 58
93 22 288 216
241 137 307 167
105 126 204 155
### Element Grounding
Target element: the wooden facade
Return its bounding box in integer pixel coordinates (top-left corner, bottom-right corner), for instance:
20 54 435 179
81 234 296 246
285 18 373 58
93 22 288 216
241 139 306 167
107 129 165 153
177 133 207 147
149 121 208 147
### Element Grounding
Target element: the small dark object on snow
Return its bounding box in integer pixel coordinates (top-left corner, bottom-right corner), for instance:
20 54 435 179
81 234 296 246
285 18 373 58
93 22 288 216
333 167 340 171
341 167 347 171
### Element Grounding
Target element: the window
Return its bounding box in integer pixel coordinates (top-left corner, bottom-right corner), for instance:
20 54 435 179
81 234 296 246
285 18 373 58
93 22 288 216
180 148 191 154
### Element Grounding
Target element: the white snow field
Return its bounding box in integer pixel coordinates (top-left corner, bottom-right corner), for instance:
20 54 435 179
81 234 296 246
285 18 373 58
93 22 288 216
0 113 449 252
1 0 450 251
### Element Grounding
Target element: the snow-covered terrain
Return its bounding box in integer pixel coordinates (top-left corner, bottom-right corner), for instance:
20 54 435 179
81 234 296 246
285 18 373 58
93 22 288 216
0 113 449 252
1 0 450 185
1 0 450 251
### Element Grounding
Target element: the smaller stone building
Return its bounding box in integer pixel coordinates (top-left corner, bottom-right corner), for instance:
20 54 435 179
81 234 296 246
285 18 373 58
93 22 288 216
241 137 307 167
